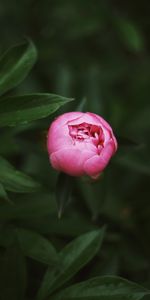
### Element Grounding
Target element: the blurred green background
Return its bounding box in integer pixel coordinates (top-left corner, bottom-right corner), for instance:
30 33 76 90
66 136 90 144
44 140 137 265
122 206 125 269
1 0 150 299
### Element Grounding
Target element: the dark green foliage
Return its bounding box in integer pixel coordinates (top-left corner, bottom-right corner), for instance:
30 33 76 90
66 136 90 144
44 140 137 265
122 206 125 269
0 93 73 127
51 276 150 300
0 156 41 192
37 229 105 299
0 40 37 96
0 1 150 300
56 173 73 218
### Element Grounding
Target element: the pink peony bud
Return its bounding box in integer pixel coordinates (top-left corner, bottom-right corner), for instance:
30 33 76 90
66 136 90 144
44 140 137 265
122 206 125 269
47 112 117 178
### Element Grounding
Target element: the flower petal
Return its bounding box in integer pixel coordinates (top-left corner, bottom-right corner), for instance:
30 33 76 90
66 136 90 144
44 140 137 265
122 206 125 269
86 113 118 150
86 112 112 131
84 141 115 177
47 112 84 153
50 148 94 176
52 112 83 127
68 112 115 146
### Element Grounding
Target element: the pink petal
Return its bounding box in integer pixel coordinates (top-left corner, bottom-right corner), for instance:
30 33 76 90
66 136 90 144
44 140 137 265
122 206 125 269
50 148 94 176
67 112 101 126
86 112 112 131
83 141 115 177
86 113 118 150
68 112 114 146
52 112 83 127
47 125 72 153
47 112 84 153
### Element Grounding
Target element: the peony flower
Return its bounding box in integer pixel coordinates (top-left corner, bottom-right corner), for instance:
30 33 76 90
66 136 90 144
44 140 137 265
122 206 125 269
47 112 117 178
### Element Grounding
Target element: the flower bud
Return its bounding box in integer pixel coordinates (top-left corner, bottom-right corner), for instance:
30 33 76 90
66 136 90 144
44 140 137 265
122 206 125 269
47 112 117 178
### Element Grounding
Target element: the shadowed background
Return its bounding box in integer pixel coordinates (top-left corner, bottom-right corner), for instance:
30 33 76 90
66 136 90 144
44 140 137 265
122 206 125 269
0 0 150 299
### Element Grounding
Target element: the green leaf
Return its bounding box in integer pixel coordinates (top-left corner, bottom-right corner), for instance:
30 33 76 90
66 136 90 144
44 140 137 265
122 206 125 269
15 228 58 265
0 156 41 192
0 40 37 96
37 228 105 300
51 276 150 300
0 182 11 203
0 93 74 127
115 17 144 52
0 246 27 300
0 227 58 265
56 173 73 218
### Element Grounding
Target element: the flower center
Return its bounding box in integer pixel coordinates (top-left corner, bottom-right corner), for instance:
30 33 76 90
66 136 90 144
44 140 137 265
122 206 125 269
68 122 104 150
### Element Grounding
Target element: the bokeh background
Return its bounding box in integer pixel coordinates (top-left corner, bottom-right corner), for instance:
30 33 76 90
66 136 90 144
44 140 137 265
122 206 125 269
1 0 150 299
